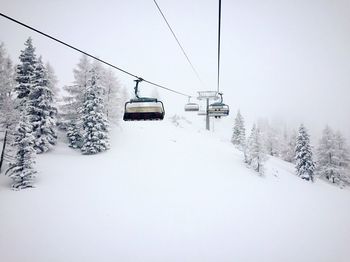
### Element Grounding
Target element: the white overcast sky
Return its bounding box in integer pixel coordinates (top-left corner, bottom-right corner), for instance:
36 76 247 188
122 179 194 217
1 0 350 140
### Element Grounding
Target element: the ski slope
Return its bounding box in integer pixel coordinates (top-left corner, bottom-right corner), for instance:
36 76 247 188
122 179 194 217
1 118 350 262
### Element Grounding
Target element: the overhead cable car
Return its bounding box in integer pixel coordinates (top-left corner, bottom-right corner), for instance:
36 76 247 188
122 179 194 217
208 92 229 118
123 78 165 121
184 97 199 112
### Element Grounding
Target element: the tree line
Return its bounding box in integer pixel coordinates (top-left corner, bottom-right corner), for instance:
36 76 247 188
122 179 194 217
0 38 125 189
231 110 350 186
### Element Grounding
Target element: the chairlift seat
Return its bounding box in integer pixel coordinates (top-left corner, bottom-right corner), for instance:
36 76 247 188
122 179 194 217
208 102 229 118
123 97 165 121
184 102 199 112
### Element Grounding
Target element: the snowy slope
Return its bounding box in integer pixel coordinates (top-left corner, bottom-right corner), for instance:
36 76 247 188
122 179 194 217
1 118 350 262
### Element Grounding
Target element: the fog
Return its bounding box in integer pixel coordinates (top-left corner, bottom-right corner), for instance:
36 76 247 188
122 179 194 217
1 0 349 141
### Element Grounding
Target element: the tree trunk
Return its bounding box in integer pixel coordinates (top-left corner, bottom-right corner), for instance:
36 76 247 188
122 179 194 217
0 129 8 174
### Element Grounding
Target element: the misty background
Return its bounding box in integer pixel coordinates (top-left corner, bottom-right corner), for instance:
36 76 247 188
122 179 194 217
1 0 349 141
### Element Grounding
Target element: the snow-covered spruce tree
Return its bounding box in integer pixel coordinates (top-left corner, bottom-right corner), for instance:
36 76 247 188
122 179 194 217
15 38 37 109
65 119 83 149
80 66 109 154
231 110 246 150
66 123 82 149
245 124 266 174
29 57 57 153
295 124 315 181
5 38 38 188
6 100 36 190
60 55 90 147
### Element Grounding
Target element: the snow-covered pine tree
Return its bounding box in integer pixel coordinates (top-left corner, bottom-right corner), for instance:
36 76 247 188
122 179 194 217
0 43 18 130
280 128 289 160
60 55 90 147
100 67 122 123
80 66 109 154
119 86 129 115
45 62 59 102
0 43 13 106
316 127 350 185
316 125 339 183
256 118 284 157
6 100 36 190
29 57 57 153
334 131 350 184
265 127 281 157
245 124 266 174
295 124 315 181
15 38 37 109
245 124 255 165
281 129 297 163
60 56 90 122
334 131 350 168
231 110 246 150
0 43 18 173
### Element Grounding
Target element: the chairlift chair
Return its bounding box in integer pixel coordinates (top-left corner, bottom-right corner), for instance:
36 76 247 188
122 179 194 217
123 78 165 121
185 103 200 111
208 93 229 118
184 97 199 112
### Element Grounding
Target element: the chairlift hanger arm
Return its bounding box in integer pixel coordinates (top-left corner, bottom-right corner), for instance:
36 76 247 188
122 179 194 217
134 78 143 99
218 92 223 103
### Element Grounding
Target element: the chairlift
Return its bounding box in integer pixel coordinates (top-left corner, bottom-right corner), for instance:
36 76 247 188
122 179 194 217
123 78 165 121
184 97 199 112
208 93 229 118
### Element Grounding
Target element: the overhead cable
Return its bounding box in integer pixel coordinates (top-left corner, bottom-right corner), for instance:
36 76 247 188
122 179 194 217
152 0 205 88
217 0 222 92
0 12 191 97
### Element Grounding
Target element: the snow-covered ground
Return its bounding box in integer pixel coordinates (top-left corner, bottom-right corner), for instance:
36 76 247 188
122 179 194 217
1 118 350 262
